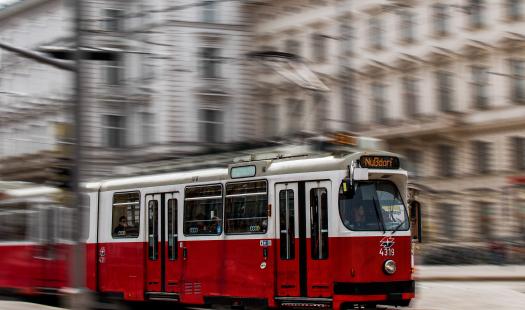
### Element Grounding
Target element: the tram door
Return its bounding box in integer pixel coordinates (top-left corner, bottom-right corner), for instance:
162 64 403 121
275 181 332 298
145 193 180 294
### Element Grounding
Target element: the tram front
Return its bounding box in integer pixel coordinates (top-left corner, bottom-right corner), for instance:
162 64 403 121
333 154 416 309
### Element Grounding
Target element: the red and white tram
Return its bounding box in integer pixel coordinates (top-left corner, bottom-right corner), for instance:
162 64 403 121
0 140 418 309
0 182 73 295
83 142 417 309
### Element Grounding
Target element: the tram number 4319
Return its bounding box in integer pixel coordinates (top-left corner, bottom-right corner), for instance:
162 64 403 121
379 248 395 256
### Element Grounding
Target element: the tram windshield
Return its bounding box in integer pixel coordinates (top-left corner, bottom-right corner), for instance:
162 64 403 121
339 180 409 232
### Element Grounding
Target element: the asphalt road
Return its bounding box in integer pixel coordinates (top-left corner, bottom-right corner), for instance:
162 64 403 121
409 281 525 310
1 281 524 309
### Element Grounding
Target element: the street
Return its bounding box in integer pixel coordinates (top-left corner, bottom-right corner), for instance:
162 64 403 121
1 281 525 310
410 281 525 310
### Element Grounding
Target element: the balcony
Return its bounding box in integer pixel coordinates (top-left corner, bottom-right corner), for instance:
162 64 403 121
359 112 465 140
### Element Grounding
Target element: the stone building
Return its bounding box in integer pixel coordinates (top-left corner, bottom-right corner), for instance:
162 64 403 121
0 0 257 179
251 0 525 255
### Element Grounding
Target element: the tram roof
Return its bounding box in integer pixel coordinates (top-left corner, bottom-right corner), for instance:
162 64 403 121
0 181 59 199
89 149 401 192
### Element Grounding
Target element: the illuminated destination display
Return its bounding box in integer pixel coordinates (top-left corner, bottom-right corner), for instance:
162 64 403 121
360 156 400 169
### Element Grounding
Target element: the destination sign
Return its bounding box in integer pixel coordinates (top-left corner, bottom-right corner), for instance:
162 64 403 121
360 156 400 169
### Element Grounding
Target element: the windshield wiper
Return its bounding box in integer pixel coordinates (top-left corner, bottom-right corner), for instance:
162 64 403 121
392 220 405 234
371 197 386 234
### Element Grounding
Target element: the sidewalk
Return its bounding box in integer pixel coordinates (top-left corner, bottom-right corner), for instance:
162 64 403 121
414 265 525 281
0 300 63 310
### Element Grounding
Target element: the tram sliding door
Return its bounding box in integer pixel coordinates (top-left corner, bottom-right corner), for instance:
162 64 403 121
145 192 180 294
305 181 331 297
275 181 331 298
275 183 300 297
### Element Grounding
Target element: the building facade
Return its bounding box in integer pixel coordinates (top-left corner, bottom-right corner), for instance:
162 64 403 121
0 0 257 179
252 0 525 256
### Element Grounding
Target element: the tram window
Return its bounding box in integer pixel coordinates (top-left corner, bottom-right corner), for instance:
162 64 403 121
167 199 178 260
339 181 409 231
59 207 73 241
0 209 29 242
184 184 223 236
148 200 159 260
279 189 295 260
225 180 268 234
111 192 140 238
310 188 328 260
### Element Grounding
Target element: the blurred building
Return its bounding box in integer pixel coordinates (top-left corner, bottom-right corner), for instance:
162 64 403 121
0 0 257 179
252 0 525 253
2 0 524 255
0 0 72 182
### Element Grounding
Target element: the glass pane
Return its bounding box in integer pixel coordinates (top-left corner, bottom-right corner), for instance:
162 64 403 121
167 199 178 260
339 181 409 232
311 188 328 260
225 181 268 234
112 192 140 238
184 185 223 235
148 200 159 260
279 189 295 260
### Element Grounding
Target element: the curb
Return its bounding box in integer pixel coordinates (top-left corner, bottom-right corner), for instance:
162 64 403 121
415 276 525 282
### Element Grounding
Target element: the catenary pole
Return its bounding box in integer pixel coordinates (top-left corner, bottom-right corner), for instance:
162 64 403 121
70 0 87 308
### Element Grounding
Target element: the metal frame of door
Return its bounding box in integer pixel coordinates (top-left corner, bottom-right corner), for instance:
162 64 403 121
145 192 180 293
275 180 331 298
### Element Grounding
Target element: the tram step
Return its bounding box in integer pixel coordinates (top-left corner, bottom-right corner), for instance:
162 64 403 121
276 297 332 309
145 292 180 302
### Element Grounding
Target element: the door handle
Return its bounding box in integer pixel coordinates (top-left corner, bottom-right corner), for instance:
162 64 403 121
183 247 188 260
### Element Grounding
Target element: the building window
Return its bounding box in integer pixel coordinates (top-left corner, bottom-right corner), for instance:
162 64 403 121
369 16 383 49
506 0 523 21
437 144 455 177
433 4 449 36
469 0 485 28
510 59 525 103
287 98 303 134
112 192 140 238
471 66 489 109
312 33 326 63
224 180 268 234
285 39 301 56
436 70 453 112
399 10 415 43
313 92 326 132
141 112 155 145
340 23 354 54
512 136 525 170
183 184 223 236
263 103 277 137
200 48 221 79
472 141 491 173
104 115 126 148
105 9 123 31
402 77 418 118
371 82 386 123
477 202 492 240
405 149 421 177
200 109 223 143
105 58 123 86
202 0 216 23
440 203 456 240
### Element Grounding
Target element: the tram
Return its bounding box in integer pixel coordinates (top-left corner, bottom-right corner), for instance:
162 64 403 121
0 182 72 295
0 137 419 309
84 138 418 309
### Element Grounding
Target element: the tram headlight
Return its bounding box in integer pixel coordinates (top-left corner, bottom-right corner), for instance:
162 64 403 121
383 260 397 275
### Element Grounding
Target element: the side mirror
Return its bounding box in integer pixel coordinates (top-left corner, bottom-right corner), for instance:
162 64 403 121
410 201 422 243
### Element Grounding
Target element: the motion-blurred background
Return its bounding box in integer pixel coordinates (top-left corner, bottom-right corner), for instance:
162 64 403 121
0 0 524 286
